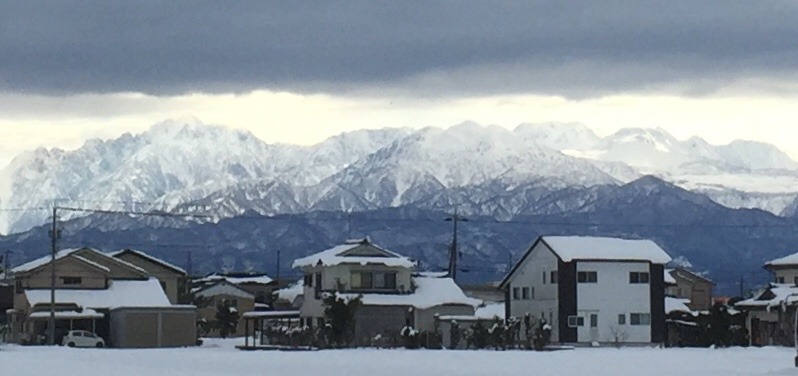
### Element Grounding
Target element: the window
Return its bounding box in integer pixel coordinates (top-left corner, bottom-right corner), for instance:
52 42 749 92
314 273 322 290
531 287 535 299
61 277 82 285
618 314 626 325
317 318 325 328
512 287 520 300
351 271 397 290
630 313 651 326
15 280 23 294
550 271 558 284
522 287 530 300
794 276 798 285
567 316 585 328
629 272 650 284
777 276 785 283
542 272 547 285
577 271 597 283
303 274 313 287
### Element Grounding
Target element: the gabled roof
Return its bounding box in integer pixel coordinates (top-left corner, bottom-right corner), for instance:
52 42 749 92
736 284 798 309
24 278 172 309
194 280 255 300
12 248 85 274
500 236 672 288
110 249 187 276
292 238 415 269
542 236 672 263
669 267 714 285
765 251 798 268
12 247 149 278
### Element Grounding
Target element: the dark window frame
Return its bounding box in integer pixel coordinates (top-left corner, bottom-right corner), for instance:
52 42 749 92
577 271 597 283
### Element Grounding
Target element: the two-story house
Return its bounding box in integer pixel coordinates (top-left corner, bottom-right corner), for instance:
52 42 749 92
737 251 798 346
109 249 188 304
665 268 714 311
8 247 196 348
500 236 671 345
764 251 798 285
292 238 481 344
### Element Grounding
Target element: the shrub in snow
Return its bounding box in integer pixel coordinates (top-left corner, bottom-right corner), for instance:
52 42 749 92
401 325 420 349
449 320 462 349
467 321 489 349
532 318 552 351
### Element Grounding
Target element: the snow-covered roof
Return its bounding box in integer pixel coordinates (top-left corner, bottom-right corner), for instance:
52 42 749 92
736 284 798 308
110 249 187 275
275 280 304 303
292 238 415 269
242 311 300 319
664 269 677 285
12 247 149 277
665 297 696 316
29 309 104 320
195 280 255 300
25 278 172 309
338 276 481 310
12 248 83 273
736 284 798 309
542 236 672 263
474 303 505 320
765 251 798 267
195 273 274 286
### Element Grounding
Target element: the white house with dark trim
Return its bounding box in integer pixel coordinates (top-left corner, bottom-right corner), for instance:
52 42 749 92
500 236 672 345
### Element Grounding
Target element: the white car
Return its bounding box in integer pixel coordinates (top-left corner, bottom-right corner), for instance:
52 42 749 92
61 330 105 348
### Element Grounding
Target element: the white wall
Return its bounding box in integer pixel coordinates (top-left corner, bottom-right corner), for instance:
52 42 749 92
576 261 652 343
506 242 559 342
773 267 798 285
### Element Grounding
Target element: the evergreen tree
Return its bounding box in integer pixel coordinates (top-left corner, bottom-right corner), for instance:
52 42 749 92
213 300 240 339
323 294 362 347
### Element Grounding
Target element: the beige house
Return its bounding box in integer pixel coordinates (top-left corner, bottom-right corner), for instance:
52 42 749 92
194 273 276 306
765 252 798 285
194 280 256 337
110 249 188 304
665 268 714 311
292 238 481 345
8 247 196 347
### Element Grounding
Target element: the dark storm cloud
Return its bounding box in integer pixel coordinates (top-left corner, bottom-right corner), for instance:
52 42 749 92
2 1 798 97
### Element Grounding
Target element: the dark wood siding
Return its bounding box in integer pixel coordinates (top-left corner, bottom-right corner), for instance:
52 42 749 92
558 260 577 343
649 263 666 343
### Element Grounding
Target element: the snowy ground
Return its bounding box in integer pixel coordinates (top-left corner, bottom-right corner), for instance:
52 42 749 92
2 339 798 376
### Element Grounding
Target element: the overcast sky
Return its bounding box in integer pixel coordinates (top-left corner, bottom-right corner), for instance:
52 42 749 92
2 1 798 168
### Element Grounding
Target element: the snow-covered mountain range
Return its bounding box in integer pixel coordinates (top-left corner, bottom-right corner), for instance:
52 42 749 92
1 119 797 235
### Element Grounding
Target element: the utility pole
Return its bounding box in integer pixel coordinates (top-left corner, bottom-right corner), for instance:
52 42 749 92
2 250 10 279
186 250 193 277
48 205 60 346
276 249 281 284
445 207 467 282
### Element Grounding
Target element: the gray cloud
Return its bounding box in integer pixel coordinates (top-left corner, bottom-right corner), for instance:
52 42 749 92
2 1 798 98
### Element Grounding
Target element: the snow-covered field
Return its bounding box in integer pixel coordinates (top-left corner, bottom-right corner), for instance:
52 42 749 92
2 340 797 376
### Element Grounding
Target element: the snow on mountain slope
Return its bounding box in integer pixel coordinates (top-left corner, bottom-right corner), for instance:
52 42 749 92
314 122 620 209
3 119 798 234
0 119 409 234
513 122 601 150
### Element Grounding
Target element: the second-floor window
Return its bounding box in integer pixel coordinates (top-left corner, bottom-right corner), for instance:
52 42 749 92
629 272 650 284
577 271 597 283
351 271 397 290
61 277 82 285
550 271 558 284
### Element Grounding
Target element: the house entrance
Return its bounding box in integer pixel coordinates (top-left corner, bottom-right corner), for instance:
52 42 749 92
589 313 599 342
